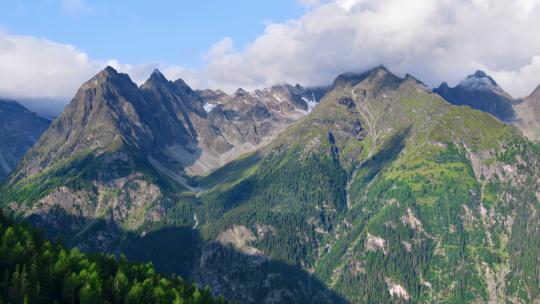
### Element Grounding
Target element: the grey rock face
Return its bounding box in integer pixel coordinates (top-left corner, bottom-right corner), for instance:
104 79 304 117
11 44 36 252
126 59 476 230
2 66 332 303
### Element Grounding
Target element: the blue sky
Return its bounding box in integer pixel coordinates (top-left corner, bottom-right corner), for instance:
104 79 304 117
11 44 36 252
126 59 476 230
1 0 307 68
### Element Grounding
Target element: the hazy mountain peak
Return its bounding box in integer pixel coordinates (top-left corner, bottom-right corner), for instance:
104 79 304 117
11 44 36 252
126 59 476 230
458 70 500 91
435 71 515 121
471 70 489 78
0 99 50 179
234 88 249 96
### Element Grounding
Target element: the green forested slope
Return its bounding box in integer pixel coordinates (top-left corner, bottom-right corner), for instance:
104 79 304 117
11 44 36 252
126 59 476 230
0 210 226 304
2 66 540 303
191 67 540 302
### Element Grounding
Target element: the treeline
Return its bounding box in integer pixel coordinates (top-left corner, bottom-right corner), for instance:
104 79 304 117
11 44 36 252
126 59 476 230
0 211 227 304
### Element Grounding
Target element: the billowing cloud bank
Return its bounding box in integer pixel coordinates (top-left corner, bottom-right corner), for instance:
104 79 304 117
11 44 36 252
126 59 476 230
2 0 540 112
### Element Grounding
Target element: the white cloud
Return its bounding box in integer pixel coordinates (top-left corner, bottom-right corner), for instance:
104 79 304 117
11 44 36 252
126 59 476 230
0 31 103 100
3 0 540 115
199 0 540 97
204 37 235 62
482 56 540 97
0 31 198 108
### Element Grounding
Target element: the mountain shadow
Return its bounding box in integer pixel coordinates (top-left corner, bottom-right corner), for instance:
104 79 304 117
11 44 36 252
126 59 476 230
23 211 348 304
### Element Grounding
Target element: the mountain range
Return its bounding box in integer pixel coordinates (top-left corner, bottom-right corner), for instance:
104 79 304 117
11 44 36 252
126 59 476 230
1 65 540 303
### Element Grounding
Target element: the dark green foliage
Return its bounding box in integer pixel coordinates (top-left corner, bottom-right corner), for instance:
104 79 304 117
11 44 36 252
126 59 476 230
0 211 227 304
199 142 348 267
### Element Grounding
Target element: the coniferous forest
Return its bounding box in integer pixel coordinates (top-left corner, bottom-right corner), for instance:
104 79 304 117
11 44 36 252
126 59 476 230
0 211 227 304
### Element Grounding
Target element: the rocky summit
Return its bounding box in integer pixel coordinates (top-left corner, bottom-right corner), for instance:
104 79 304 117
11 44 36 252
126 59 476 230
2 66 540 303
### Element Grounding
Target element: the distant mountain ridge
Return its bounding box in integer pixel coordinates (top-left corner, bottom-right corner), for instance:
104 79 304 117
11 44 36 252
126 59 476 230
434 70 516 121
434 70 540 141
0 99 50 179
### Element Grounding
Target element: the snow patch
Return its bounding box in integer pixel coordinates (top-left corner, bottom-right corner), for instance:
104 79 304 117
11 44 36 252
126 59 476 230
301 96 318 113
203 103 217 113
193 213 199 229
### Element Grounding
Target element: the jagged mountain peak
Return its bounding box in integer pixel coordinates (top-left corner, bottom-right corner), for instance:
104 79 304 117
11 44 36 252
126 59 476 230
81 66 137 95
148 68 168 83
140 70 171 92
99 65 119 77
93 66 134 85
